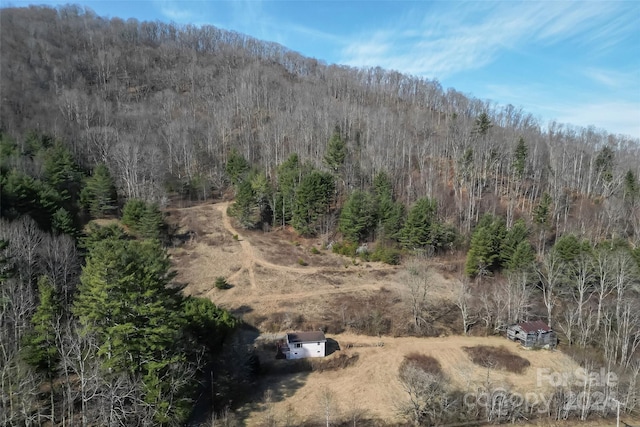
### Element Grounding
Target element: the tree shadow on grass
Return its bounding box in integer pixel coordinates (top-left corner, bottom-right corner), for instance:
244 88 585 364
187 321 317 426
230 305 254 316
233 359 312 426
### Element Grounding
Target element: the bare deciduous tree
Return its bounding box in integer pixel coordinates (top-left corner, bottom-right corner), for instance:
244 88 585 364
455 277 476 335
537 250 563 328
404 262 432 334
397 361 450 426
318 387 338 427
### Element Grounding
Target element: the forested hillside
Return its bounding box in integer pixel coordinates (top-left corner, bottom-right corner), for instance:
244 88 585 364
1 4 640 425
1 5 639 242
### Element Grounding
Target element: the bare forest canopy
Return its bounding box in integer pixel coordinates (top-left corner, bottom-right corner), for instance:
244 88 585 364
2 6 640 426
1 5 639 244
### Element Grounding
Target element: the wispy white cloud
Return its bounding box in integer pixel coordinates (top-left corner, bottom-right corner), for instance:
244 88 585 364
155 0 196 23
533 2 604 42
284 23 344 45
204 1 345 54
583 68 637 89
338 1 635 78
553 101 640 139
146 0 638 138
485 82 640 139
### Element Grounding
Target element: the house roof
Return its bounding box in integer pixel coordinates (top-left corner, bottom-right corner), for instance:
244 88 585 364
287 331 326 343
517 320 552 333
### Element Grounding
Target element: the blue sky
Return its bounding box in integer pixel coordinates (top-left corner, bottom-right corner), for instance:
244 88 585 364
3 0 640 139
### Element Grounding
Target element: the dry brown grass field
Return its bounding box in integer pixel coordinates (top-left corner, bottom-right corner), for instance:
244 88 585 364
166 201 634 426
167 201 439 334
243 334 580 425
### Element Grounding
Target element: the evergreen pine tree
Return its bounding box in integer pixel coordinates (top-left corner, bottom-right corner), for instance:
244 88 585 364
275 153 301 226
251 171 273 225
23 276 59 374
292 170 334 236
428 222 458 252
533 192 552 227
73 237 189 422
139 203 165 240
81 223 128 252
552 234 590 264
2 170 41 216
465 214 507 277
121 198 146 230
225 149 250 187
80 163 117 218
513 137 527 179
399 197 437 249
24 130 54 157
232 179 259 228
465 226 494 277
324 126 346 173
182 297 238 354
339 190 376 242
378 198 405 241
43 141 83 206
74 238 183 372
595 146 614 184
474 112 492 136
623 170 638 203
373 171 393 198
500 219 529 265
0 132 18 169
121 199 165 239
51 206 76 236
373 171 405 241
506 240 536 272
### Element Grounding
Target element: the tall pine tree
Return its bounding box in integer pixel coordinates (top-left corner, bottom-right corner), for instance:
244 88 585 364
339 190 376 242
324 126 346 173
399 197 437 249
23 275 59 374
225 149 250 187
373 171 405 241
292 170 334 236
274 153 302 226
73 237 190 423
465 214 507 277
80 163 117 218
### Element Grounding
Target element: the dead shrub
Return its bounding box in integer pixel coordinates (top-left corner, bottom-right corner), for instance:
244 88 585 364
260 312 306 332
332 293 397 337
204 237 218 246
463 345 531 374
311 352 359 372
401 352 443 377
259 353 359 376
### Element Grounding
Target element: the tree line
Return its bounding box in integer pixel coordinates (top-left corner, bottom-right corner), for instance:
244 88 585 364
1 5 639 246
0 131 238 425
1 4 640 424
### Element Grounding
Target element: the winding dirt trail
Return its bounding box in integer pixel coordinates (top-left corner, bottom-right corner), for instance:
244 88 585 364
167 200 408 307
215 202 397 294
216 202 258 288
240 283 381 304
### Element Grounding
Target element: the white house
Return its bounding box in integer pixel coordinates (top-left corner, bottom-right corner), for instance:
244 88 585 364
282 331 326 359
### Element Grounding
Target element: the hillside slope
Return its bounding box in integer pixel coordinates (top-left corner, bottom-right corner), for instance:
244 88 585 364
1 6 639 243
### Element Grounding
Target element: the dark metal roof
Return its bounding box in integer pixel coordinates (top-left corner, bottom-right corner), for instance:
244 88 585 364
517 320 552 333
287 331 326 343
